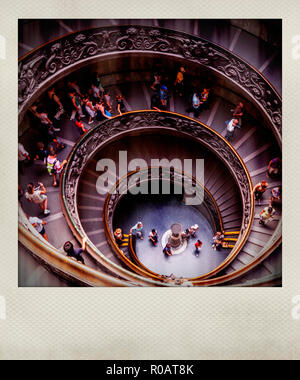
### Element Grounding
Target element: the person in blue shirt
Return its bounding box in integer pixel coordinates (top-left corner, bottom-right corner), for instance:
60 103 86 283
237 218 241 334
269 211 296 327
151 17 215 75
130 222 144 240
160 85 169 110
163 243 172 256
192 92 201 117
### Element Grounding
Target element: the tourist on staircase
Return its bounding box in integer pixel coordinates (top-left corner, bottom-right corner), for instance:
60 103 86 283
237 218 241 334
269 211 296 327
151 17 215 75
63 237 87 265
114 228 125 246
174 66 185 97
28 214 49 242
83 95 96 124
225 118 240 141
212 231 224 251
232 102 244 127
25 182 50 215
47 87 65 121
46 146 67 187
69 90 85 121
116 94 126 115
200 88 210 110
270 186 281 209
75 115 88 135
259 206 275 225
253 180 269 205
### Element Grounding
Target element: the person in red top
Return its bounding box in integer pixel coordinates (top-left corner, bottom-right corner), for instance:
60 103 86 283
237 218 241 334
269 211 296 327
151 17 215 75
195 240 203 256
232 102 244 127
200 88 210 109
75 115 87 135
253 180 268 205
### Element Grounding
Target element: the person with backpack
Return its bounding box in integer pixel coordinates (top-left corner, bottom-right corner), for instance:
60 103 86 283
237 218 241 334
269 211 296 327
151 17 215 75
46 146 67 187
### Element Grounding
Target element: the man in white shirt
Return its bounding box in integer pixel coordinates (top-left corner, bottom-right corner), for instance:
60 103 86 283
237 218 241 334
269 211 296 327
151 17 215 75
225 118 239 141
28 216 48 241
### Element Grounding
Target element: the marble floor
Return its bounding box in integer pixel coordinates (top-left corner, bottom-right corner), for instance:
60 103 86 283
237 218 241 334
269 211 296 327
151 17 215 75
113 193 229 278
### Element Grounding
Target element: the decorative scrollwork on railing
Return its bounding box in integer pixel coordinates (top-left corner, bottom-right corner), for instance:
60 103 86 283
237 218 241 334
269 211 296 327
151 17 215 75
18 25 281 139
61 111 252 243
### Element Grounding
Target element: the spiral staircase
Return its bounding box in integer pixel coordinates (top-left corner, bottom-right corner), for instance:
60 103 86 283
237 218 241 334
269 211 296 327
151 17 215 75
18 19 282 286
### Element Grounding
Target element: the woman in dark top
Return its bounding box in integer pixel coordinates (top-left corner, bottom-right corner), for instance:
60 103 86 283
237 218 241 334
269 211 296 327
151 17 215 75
63 237 87 264
116 94 126 115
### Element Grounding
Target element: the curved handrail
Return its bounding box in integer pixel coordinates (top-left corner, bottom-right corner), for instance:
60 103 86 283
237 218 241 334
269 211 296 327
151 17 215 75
18 206 131 287
191 220 282 286
18 25 281 144
103 167 227 280
61 111 255 282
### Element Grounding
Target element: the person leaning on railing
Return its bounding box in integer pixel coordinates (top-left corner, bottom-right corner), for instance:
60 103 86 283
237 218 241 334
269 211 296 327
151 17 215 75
63 237 87 264
114 228 125 246
27 213 49 242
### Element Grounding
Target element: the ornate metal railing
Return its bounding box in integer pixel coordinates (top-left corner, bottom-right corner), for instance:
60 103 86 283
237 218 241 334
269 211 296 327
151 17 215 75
18 25 281 143
103 167 227 279
61 111 254 281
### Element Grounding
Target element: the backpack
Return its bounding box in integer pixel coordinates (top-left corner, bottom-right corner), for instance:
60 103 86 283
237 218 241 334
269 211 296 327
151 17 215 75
47 158 58 175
